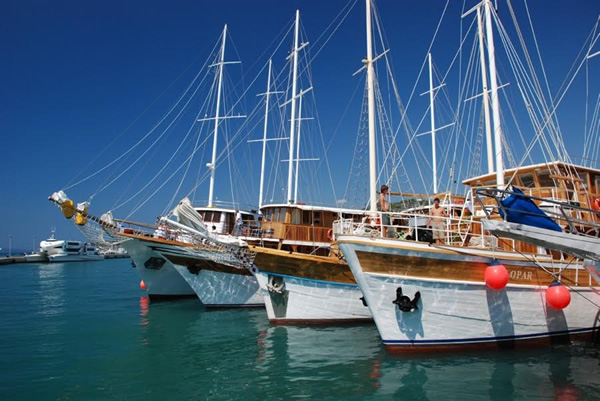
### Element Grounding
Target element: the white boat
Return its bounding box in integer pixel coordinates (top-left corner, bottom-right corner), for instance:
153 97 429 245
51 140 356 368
250 203 372 324
138 26 264 305
121 235 195 299
121 203 260 300
129 200 263 307
235 11 372 323
337 0 600 352
40 236 104 263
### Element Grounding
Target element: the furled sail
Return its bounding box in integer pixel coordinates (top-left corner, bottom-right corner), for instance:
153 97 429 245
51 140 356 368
171 198 209 237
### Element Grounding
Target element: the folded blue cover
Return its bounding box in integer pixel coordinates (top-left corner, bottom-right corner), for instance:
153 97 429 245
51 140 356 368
498 187 562 232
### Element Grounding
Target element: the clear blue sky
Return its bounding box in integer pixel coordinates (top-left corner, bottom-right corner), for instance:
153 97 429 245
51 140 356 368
1 0 598 250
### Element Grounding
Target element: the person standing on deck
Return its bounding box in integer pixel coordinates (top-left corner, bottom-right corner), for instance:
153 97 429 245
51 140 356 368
427 198 446 244
233 210 243 236
378 185 390 238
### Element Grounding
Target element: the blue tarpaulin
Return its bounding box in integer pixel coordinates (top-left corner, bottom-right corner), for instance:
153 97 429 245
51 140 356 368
499 187 562 232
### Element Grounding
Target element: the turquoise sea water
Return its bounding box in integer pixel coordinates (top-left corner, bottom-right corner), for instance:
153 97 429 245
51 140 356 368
1 260 599 400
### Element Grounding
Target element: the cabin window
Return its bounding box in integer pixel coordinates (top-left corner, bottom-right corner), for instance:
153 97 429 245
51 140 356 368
303 211 311 224
225 213 233 233
595 176 600 193
278 208 287 223
313 211 321 225
578 172 589 190
518 173 535 188
536 170 554 187
291 209 301 225
271 208 278 222
204 211 221 223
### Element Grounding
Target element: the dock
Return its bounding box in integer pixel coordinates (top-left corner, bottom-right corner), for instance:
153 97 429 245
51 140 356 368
0 253 129 265
0 256 29 265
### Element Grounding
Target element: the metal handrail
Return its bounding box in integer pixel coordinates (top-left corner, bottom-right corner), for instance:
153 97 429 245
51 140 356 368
333 209 505 250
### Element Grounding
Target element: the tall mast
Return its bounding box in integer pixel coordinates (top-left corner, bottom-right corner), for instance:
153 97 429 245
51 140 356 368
207 25 228 207
476 6 494 175
286 10 301 205
366 0 377 212
294 94 304 203
428 53 438 194
258 60 273 209
484 0 505 188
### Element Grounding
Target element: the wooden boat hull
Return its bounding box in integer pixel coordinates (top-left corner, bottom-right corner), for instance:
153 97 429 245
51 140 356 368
251 247 372 324
337 235 600 352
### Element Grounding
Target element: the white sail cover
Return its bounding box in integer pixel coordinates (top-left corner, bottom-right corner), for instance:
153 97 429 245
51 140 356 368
172 198 209 236
171 198 248 247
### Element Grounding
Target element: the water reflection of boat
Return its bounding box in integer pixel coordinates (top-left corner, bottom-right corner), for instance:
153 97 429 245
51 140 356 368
36 264 66 317
255 325 384 399
367 344 600 400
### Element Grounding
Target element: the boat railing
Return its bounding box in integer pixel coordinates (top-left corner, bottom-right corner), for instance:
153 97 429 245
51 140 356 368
475 188 600 237
113 219 196 243
333 210 503 250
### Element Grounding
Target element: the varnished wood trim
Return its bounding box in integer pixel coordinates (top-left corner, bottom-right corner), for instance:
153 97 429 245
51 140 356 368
355 250 594 287
339 237 552 262
252 246 355 284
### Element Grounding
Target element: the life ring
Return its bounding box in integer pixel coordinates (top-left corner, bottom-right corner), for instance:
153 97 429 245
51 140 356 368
326 228 334 241
593 198 600 211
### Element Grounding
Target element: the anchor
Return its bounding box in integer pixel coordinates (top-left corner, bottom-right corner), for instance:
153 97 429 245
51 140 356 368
392 287 420 312
267 275 286 294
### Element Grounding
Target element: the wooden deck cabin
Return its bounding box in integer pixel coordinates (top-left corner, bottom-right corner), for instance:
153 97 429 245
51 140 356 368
256 204 366 255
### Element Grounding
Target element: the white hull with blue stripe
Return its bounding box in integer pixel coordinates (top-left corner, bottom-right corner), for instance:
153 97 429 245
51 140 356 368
250 246 372 323
338 235 600 352
253 270 372 324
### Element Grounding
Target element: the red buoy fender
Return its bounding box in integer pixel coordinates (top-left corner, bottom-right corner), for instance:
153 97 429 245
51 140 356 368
484 263 509 290
546 281 571 309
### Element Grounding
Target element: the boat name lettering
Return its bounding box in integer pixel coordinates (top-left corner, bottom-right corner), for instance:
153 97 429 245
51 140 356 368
509 270 532 280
